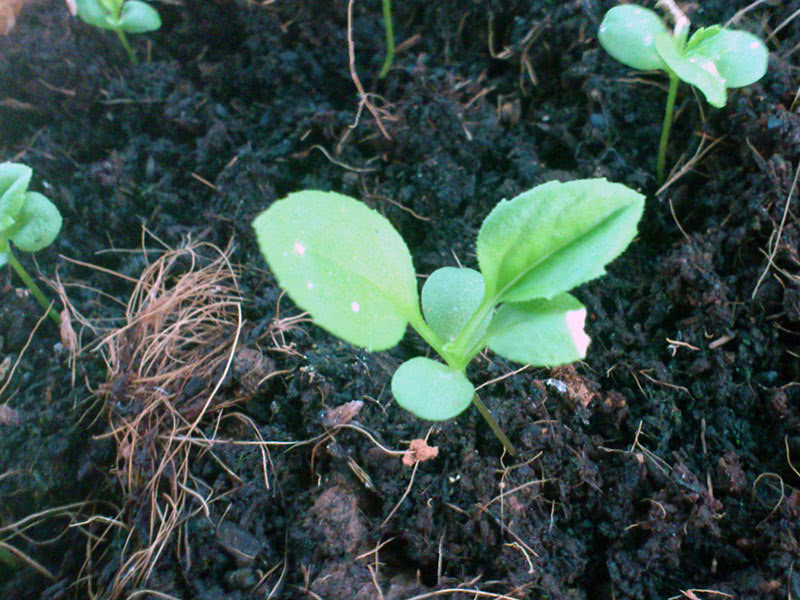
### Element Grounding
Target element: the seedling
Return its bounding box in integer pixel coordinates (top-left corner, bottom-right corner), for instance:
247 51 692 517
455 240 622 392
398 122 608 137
253 179 643 454
0 162 62 324
599 3 768 183
75 0 161 65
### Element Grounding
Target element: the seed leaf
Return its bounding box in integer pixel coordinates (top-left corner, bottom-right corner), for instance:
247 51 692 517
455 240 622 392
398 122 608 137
76 0 118 28
0 162 31 231
421 267 488 344
477 178 644 303
119 0 161 33
687 28 768 89
8 192 63 253
253 191 420 351
487 293 591 366
598 5 669 71
391 357 475 421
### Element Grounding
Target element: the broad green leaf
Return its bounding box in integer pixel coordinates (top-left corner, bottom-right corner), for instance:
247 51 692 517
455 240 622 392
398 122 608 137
0 162 32 231
421 267 488 344
487 294 591 366
655 32 726 107
253 191 419 351
8 192 62 252
119 0 161 33
76 0 118 29
477 178 645 303
391 357 474 421
688 28 768 88
598 5 669 71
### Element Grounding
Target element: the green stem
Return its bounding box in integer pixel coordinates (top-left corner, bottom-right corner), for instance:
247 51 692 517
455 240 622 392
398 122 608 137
657 73 679 184
115 29 138 65
378 0 395 79
6 250 60 325
472 393 517 456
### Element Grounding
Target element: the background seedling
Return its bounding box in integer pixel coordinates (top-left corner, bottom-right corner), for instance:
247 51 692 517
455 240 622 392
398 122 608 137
75 0 161 64
253 180 644 454
0 162 62 324
599 3 768 183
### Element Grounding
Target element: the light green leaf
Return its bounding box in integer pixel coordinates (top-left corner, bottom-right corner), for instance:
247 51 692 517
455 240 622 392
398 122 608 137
391 357 474 421
688 28 768 88
477 178 645 303
253 191 420 351
598 5 669 71
8 192 62 253
655 32 726 107
76 0 118 29
487 294 590 366
421 267 488 344
119 0 161 33
0 162 32 231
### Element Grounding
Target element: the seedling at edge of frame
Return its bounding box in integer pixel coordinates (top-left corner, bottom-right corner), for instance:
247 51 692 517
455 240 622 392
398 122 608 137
75 0 161 65
599 3 768 183
0 162 62 324
253 179 644 455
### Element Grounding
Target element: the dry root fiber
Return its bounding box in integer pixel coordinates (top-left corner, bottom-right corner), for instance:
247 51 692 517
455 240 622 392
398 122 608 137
95 241 249 597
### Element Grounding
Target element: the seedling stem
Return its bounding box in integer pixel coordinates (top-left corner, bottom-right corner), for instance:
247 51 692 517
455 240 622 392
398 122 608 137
7 250 60 324
657 73 679 184
379 0 395 78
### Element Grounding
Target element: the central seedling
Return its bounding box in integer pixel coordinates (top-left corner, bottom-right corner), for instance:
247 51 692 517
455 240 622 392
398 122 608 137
75 0 161 64
253 180 644 454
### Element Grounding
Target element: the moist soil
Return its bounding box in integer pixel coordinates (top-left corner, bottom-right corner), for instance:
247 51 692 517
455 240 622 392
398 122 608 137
1 1 799 599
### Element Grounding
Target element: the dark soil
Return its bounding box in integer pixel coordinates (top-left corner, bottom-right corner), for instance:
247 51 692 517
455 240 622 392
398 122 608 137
2 1 799 599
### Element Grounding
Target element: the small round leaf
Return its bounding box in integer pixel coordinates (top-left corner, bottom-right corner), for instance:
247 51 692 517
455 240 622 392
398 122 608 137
598 5 669 71
119 0 161 33
421 267 487 343
0 162 32 231
9 192 62 252
687 28 768 88
391 357 475 421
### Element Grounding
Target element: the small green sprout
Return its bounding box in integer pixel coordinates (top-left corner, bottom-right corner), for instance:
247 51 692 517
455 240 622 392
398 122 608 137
0 162 62 324
379 0 395 79
75 0 161 65
599 4 768 183
253 179 644 454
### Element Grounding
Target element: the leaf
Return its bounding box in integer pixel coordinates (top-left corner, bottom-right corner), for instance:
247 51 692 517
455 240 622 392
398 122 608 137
8 192 62 252
598 4 669 71
118 0 161 33
0 162 31 231
477 178 645 303
486 293 591 366
655 32 726 107
688 28 768 89
391 357 474 421
421 267 488 344
252 190 420 351
75 0 117 29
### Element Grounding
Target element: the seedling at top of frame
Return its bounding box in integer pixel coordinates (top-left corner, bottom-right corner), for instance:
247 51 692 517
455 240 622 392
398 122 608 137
253 179 644 455
75 0 161 64
599 3 768 183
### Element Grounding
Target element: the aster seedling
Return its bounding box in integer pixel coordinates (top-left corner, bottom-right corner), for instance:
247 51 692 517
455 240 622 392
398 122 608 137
75 0 161 65
599 3 768 183
0 162 62 324
253 179 643 454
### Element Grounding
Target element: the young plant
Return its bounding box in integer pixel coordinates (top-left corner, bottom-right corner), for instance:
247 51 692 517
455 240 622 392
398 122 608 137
0 162 62 324
253 180 644 454
598 4 768 183
75 0 161 65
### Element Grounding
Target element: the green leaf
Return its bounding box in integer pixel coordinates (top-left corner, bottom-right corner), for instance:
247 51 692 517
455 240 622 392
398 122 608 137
688 28 768 88
421 267 488 344
118 0 161 33
486 294 591 366
76 0 118 29
598 5 669 71
391 357 474 421
655 32 726 107
0 162 32 231
8 192 62 253
252 191 420 351
477 179 645 303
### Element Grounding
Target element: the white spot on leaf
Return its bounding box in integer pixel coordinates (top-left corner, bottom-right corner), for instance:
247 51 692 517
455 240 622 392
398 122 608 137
307 281 313 289
293 242 306 256
565 309 591 357
351 301 360 313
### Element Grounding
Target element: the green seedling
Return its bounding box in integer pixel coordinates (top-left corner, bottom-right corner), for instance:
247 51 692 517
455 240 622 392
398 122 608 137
379 0 395 79
253 179 643 454
599 4 768 183
0 163 62 324
75 0 161 65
